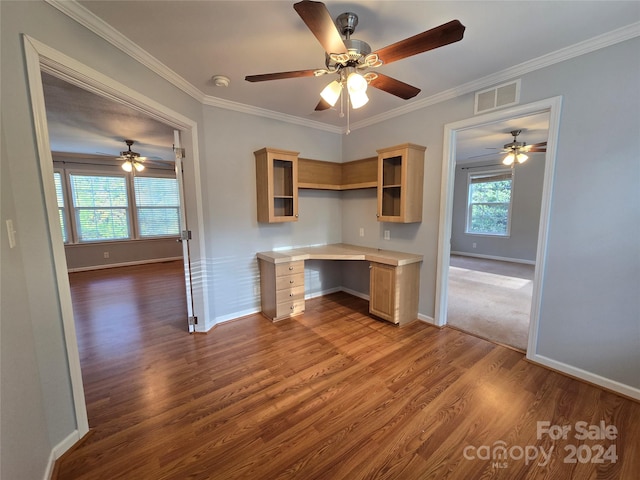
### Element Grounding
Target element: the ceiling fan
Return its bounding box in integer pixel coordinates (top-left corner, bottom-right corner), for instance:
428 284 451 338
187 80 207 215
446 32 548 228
118 139 148 172
500 130 547 166
245 0 465 115
116 140 173 172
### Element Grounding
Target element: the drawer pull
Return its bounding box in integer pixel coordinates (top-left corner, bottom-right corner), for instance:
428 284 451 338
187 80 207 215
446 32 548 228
289 293 294 297
290 280 294 284
290 305 295 310
289 266 294 271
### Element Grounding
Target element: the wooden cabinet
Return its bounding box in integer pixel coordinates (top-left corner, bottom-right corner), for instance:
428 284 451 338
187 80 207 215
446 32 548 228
369 261 421 325
255 148 299 223
258 259 305 321
377 143 426 223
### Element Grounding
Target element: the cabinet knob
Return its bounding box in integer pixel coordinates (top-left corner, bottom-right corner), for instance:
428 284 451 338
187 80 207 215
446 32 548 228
289 266 294 270
290 305 295 310
295 214 299 218
289 293 294 297
290 280 294 284
376 213 380 217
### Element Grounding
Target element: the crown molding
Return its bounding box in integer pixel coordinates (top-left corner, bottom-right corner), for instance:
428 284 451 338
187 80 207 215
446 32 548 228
201 95 343 134
45 0 206 103
46 1 639 134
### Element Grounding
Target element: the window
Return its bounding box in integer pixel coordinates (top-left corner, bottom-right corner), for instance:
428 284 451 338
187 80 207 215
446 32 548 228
55 170 180 244
466 170 513 236
69 174 130 241
134 176 180 237
53 172 68 243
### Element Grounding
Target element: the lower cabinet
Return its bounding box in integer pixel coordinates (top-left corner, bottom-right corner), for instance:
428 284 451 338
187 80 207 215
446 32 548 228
258 259 305 321
369 261 421 325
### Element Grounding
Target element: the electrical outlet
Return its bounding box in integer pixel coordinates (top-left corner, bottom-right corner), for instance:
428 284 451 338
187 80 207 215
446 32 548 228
103 251 110 258
359 227 364 237
472 242 477 249
384 230 390 240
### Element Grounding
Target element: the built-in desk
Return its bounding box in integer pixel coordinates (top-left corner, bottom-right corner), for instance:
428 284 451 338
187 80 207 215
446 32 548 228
257 243 423 325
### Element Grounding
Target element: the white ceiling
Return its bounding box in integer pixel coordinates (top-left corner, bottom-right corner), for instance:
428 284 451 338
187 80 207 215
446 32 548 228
43 1 639 161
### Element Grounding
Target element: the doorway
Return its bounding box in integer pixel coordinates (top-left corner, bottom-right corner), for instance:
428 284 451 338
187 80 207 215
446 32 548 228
444 112 549 350
434 97 562 360
24 35 206 440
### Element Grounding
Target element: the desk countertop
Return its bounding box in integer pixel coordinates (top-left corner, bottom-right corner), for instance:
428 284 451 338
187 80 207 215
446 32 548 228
257 243 423 267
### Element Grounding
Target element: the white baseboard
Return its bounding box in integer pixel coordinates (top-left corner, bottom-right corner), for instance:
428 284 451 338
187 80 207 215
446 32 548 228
67 256 183 273
45 429 81 480
417 313 436 324
450 251 535 265
305 286 343 300
527 353 640 401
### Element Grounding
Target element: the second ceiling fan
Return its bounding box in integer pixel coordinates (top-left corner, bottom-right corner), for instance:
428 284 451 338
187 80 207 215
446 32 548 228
245 1 465 112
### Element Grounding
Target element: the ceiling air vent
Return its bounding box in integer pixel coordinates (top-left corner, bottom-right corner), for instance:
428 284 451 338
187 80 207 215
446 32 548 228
474 80 520 114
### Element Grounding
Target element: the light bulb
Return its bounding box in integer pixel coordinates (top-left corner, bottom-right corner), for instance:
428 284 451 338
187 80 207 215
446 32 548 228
320 80 342 107
122 160 133 172
347 72 367 95
516 153 528 164
134 161 145 172
502 153 515 166
349 90 369 109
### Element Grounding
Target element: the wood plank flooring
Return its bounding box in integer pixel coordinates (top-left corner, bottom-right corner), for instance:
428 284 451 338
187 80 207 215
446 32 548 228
56 261 640 479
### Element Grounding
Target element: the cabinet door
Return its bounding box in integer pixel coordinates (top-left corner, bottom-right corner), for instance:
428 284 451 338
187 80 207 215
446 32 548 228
255 148 299 223
369 262 396 322
376 144 425 223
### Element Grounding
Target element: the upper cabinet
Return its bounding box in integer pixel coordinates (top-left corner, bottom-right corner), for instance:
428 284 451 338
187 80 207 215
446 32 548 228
377 143 426 223
255 147 299 223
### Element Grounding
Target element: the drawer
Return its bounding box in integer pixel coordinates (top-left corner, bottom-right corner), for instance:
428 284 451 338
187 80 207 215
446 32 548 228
276 299 305 318
275 261 304 277
276 284 305 302
275 273 304 290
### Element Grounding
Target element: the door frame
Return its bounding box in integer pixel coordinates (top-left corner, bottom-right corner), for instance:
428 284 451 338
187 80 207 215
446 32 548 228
434 96 563 359
23 34 209 440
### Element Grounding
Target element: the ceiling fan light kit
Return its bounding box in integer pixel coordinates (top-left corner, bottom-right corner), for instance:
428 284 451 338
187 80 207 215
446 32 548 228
119 139 145 172
245 1 465 131
501 130 541 166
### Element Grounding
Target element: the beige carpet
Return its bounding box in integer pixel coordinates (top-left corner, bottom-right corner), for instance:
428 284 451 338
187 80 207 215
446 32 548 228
447 255 534 351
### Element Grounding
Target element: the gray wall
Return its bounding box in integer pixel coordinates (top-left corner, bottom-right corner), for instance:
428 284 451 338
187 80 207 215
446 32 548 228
198 106 344 323
450 156 545 262
1 1 206 478
65 238 183 271
2 1 639 479
1 118 53 480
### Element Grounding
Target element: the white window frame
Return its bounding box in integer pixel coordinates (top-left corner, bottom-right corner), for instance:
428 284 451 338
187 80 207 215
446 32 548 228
132 172 181 238
465 168 514 237
54 163 179 245
67 169 132 243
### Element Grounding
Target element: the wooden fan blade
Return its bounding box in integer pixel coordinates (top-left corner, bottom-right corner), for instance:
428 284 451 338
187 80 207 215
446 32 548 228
373 19 465 65
525 141 547 153
315 98 332 111
294 1 348 55
368 73 421 100
245 69 317 82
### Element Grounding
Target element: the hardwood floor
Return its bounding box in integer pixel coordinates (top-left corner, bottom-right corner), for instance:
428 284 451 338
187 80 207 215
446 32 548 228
57 261 640 479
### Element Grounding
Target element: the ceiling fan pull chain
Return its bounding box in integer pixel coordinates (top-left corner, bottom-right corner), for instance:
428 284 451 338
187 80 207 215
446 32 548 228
346 95 351 135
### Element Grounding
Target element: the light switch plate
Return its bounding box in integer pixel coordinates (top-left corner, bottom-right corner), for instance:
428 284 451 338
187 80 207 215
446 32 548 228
6 219 16 248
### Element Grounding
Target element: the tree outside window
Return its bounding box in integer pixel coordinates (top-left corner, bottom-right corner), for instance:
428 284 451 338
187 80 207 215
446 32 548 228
466 170 513 236
69 174 130 241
